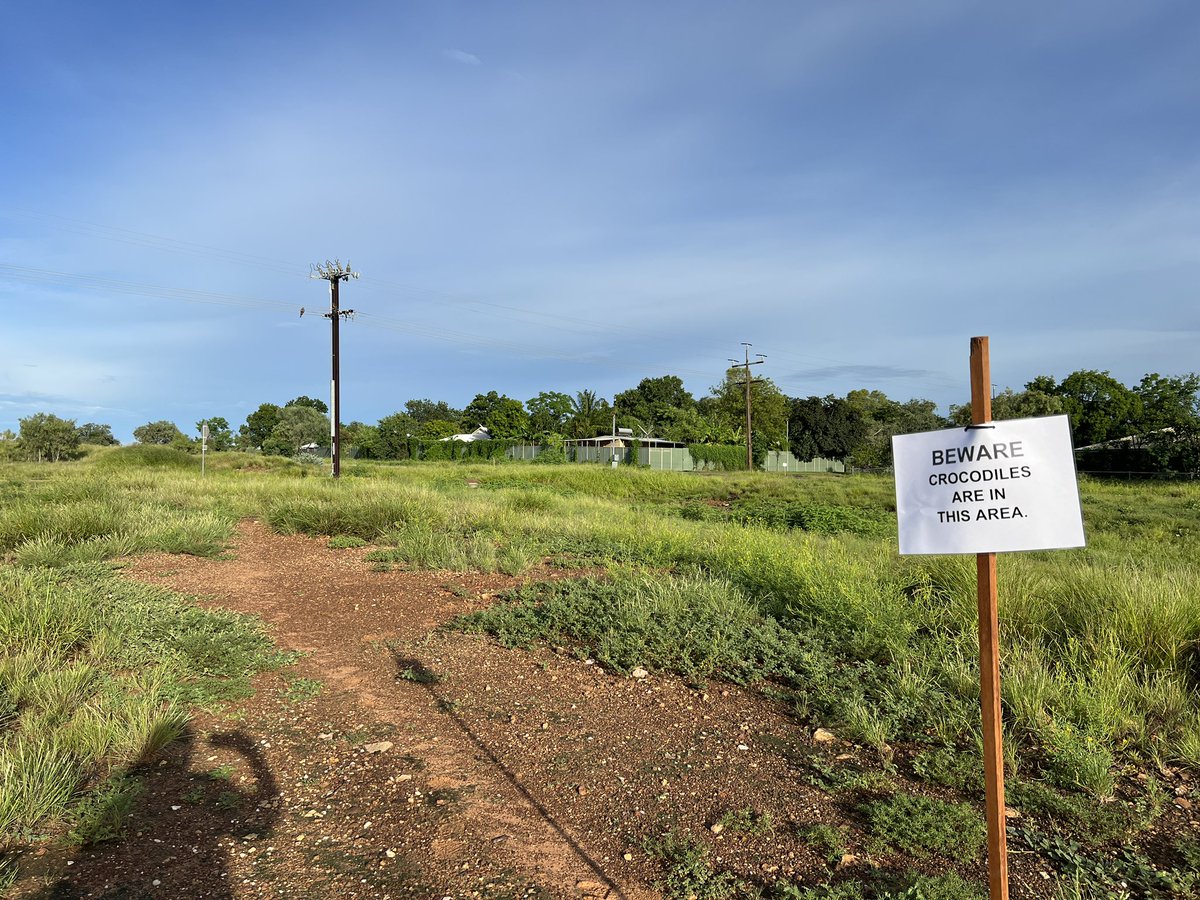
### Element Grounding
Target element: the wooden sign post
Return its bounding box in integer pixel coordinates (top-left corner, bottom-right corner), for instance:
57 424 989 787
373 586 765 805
892 336 1086 898
971 336 1008 900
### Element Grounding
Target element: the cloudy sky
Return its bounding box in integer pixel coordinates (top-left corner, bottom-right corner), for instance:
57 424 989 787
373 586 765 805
2 1 1197 441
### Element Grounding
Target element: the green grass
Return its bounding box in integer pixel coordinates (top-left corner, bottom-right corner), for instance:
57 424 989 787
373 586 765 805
1 454 1198 889
0 563 285 846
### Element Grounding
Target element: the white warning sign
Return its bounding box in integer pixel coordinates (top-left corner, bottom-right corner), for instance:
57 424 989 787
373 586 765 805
893 415 1085 555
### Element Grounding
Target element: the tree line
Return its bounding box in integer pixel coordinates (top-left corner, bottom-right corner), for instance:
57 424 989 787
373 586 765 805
4 368 1198 473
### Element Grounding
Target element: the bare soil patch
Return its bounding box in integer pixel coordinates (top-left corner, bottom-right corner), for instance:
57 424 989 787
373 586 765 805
14 520 1094 898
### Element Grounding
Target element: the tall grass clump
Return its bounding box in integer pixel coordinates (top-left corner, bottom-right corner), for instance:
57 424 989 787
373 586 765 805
0 564 283 846
264 482 449 540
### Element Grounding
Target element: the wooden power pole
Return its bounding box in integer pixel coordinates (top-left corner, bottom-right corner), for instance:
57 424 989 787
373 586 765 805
729 343 766 470
310 260 358 478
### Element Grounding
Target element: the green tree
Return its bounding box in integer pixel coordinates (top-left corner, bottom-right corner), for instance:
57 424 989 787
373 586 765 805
707 368 788 452
1134 373 1200 434
1053 370 1141 447
404 399 462 426
75 422 119 446
462 391 529 440
788 396 867 461
196 417 233 451
1132 372 1200 473
133 420 185 446
566 389 610 439
844 390 946 467
418 419 461 440
19 413 81 462
613 375 695 434
285 395 329 414
263 406 329 456
344 421 383 459
377 412 418 459
526 391 574 436
657 406 715 444
948 386 1065 426
239 403 282 450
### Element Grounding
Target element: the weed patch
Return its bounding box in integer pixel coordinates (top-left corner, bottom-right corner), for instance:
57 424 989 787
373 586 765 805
644 829 743 900
863 793 986 859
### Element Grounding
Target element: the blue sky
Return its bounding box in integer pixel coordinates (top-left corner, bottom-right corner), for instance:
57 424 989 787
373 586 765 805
2 1 1198 441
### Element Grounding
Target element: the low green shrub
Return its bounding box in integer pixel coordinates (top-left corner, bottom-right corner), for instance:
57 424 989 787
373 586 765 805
863 793 986 859
644 829 742 900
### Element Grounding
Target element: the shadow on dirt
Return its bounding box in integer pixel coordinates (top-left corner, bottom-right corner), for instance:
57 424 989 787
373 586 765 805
26 728 278 900
390 650 628 900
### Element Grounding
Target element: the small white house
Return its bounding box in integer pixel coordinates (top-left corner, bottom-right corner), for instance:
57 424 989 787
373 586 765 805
443 426 492 443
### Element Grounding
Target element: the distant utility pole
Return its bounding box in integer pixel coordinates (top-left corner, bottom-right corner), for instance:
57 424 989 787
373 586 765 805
309 260 359 478
728 342 766 470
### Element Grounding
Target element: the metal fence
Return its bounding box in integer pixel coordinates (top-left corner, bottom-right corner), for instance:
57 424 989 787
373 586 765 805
428 441 852 473
763 451 845 473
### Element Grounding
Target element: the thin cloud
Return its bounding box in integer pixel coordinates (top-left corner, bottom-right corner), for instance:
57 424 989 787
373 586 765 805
789 365 946 383
443 49 482 66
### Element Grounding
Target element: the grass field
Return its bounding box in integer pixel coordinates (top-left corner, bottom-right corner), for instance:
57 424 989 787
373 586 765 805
2 445 1199 896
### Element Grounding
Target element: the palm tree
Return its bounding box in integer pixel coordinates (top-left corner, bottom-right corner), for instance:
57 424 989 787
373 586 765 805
567 389 608 438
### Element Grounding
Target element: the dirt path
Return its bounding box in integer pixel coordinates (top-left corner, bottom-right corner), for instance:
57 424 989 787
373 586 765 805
18 520 998 899
36 520 651 900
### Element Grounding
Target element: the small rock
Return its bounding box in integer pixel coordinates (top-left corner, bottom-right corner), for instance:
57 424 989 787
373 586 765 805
623 852 633 861
737 744 749 751
364 741 393 754
577 785 589 796
631 667 649 679
318 732 334 740
1175 797 1193 811
837 853 857 869
385 849 396 858
152 880 161 886
813 727 836 743
1005 807 1021 819
709 823 724 835
171 805 181 811
396 774 413 782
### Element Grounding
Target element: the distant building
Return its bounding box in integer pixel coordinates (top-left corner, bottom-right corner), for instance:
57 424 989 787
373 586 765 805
443 426 493 443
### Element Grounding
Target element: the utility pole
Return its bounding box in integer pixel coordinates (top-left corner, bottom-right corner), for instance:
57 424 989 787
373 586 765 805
728 343 766 470
309 260 358 478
